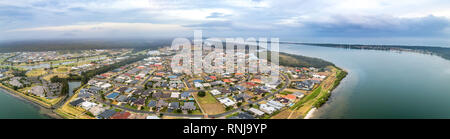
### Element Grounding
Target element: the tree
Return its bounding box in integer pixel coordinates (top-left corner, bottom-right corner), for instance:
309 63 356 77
237 102 242 107
176 109 182 113
198 91 206 97
226 106 233 111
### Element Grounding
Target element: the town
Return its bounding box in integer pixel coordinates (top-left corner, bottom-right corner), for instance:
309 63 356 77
0 46 346 119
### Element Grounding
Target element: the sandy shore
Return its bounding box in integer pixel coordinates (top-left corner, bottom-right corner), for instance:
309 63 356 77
304 108 317 119
0 87 63 119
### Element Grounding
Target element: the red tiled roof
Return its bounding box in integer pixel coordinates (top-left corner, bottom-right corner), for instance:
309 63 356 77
285 94 296 100
209 76 217 80
246 82 256 86
110 112 131 119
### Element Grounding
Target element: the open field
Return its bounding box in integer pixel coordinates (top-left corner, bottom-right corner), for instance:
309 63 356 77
193 92 225 115
54 67 70 73
26 68 47 77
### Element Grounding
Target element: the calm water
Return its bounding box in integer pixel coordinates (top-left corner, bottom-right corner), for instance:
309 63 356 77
68 81 81 97
0 89 49 119
0 81 81 119
280 44 450 119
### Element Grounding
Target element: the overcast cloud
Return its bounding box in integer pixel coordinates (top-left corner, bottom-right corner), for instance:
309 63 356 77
1 0 450 42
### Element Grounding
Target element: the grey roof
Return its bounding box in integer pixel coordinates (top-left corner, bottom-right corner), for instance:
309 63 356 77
116 95 128 102
117 87 128 92
156 100 168 108
180 92 191 98
69 98 84 106
181 102 196 110
98 110 117 119
169 102 179 109
147 100 157 107
133 98 145 105
228 112 255 119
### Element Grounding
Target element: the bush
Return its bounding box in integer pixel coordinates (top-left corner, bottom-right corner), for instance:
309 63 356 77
198 91 206 97
176 109 182 113
237 102 242 107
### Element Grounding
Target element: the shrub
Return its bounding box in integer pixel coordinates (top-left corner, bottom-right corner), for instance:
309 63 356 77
198 91 206 97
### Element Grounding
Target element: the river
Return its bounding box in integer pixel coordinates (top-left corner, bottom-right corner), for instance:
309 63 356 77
280 44 450 118
0 81 81 119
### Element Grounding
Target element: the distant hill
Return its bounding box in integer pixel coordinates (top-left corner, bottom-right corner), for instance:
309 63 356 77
0 39 173 52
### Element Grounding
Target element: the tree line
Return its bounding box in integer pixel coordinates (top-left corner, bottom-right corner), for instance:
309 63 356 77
80 55 148 85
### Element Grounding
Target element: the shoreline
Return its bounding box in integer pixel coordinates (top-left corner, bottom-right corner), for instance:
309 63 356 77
304 108 317 119
0 86 62 119
309 68 348 119
300 67 348 119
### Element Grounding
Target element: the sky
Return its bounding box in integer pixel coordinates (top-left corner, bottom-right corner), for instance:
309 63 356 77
1 0 450 45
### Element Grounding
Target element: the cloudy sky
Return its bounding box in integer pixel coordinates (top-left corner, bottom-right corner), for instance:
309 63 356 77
1 0 450 44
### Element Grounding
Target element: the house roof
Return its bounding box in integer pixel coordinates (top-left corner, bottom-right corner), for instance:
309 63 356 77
69 98 84 106
116 95 128 102
110 112 131 119
169 102 179 109
148 100 157 107
134 98 145 105
117 87 128 92
98 110 116 119
182 102 196 110
181 92 191 98
285 94 297 100
106 92 120 99
228 112 255 119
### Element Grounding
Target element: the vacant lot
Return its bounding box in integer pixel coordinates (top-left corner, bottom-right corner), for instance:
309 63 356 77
53 67 70 73
26 69 47 77
194 92 225 115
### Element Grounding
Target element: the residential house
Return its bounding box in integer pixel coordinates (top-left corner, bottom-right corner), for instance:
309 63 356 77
228 112 255 119
218 97 236 107
181 102 196 110
248 108 265 116
147 100 157 108
97 109 117 119
180 92 191 100
171 92 180 99
29 86 46 97
169 102 180 110
156 100 168 108
210 89 221 96
69 98 85 106
259 104 276 114
110 112 131 119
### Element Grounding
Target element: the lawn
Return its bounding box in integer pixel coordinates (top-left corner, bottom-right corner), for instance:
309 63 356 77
26 68 47 77
193 92 225 115
196 92 218 104
53 67 70 73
